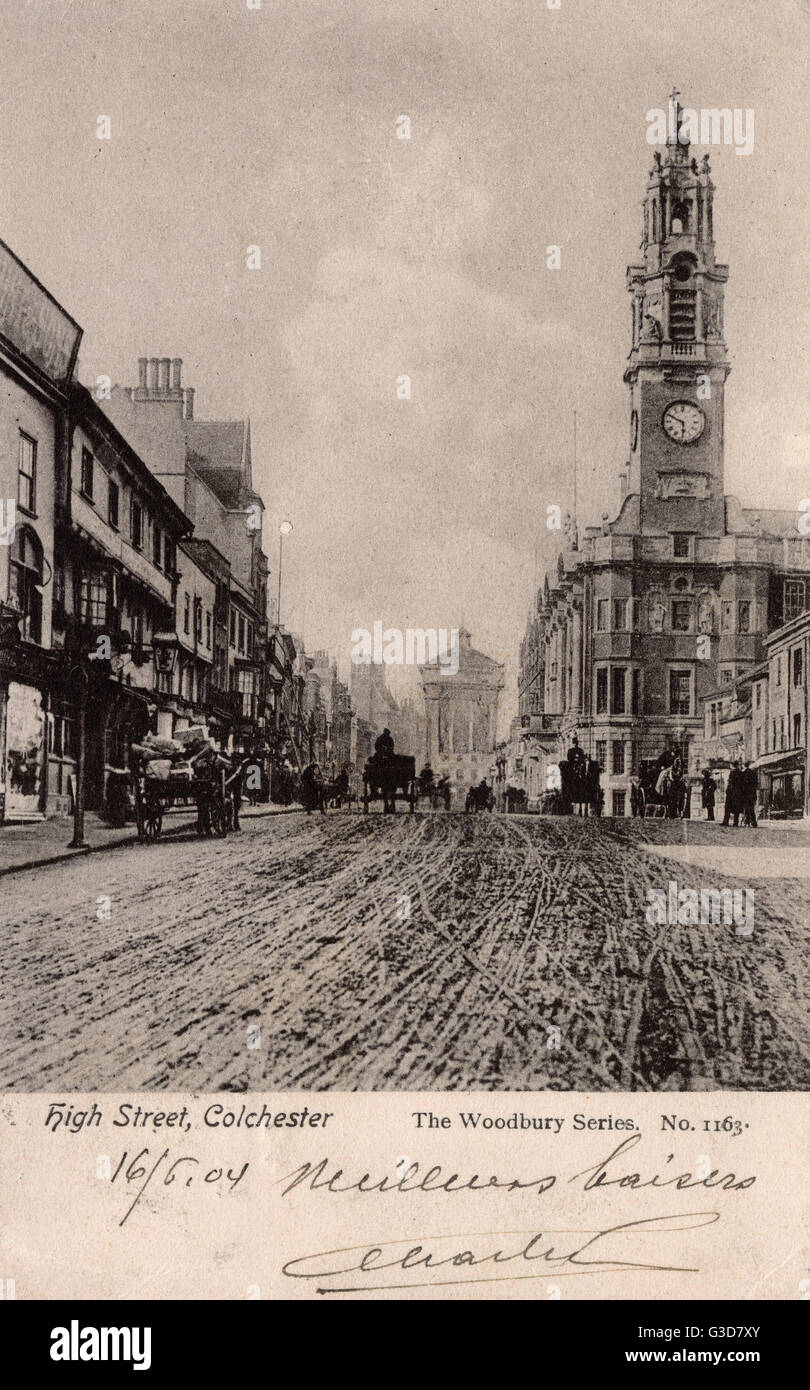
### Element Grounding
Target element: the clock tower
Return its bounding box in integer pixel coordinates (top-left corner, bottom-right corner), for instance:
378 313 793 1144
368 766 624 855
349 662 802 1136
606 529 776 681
624 94 730 536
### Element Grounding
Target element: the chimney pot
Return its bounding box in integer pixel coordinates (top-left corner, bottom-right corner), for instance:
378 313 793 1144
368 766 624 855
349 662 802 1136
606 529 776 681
171 357 182 390
159 357 171 392
138 357 148 389
184 386 195 420
148 357 160 390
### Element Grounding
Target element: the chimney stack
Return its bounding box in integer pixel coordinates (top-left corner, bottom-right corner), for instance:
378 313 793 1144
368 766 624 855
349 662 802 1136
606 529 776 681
138 357 148 389
159 357 171 392
148 357 160 391
184 386 195 420
171 357 183 391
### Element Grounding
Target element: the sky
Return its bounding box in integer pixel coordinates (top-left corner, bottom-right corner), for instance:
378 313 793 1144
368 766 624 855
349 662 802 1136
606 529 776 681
2 0 809 730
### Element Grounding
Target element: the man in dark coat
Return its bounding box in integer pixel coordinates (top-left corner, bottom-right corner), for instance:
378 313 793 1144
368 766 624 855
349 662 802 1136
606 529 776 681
375 728 394 762
722 760 743 827
742 761 758 827
701 769 717 822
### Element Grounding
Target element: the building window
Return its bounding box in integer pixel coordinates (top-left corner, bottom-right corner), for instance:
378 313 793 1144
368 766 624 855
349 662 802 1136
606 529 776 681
671 599 692 632
669 668 692 715
78 570 110 627
183 593 190 634
163 534 174 574
596 667 608 714
246 622 253 657
673 533 690 558
793 713 802 747
775 657 782 687
238 615 246 654
784 579 806 622
53 562 66 610
709 703 718 738
108 480 119 528
596 599 608 631
8 526 43 642
631 668 641 715
80 447 94 499
721 600 733 631
738 600 751 633
721 668 733 685
206 612 211 648
755 727 761 758
611 666 626 715
611 740 625 775
612 598 628 631
595 740 607 771
131 498 143 549
780 716 785 749
153 524 162 567
230 610 236 646
755 683 761 708
612 790 626 817
793 647 803 687
235 667 256 719
17 433 37 512
194 600 203 642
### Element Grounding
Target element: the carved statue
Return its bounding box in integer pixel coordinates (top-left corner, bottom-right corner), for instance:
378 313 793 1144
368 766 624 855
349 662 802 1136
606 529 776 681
641 292 663 342
697 591 715 635
649 594 666 633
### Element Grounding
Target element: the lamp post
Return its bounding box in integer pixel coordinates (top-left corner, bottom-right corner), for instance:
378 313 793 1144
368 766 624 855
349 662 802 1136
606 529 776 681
277 520 293 628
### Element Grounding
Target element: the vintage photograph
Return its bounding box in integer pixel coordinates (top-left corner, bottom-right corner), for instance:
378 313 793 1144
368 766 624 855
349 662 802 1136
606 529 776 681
1 0 808 1094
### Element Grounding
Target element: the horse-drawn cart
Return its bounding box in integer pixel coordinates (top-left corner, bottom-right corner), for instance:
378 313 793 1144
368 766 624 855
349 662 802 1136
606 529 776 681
362 752 416 813
130 735 238 842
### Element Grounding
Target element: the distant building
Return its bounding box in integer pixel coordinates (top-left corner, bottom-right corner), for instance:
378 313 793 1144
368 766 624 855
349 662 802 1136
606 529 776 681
420 629 504 804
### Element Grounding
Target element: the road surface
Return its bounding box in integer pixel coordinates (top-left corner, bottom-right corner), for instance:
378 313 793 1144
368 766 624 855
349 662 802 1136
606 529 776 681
2 811 808 1091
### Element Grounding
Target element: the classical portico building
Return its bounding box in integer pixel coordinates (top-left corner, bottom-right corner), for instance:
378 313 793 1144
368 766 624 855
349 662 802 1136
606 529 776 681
517 99 810 814
420 629 504 803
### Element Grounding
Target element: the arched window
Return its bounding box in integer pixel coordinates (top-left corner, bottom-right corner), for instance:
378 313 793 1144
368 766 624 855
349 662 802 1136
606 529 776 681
8 525 43 643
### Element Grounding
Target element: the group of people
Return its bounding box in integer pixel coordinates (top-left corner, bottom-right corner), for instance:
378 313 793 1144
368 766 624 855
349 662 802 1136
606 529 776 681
710 759 758 827
300 761 351 814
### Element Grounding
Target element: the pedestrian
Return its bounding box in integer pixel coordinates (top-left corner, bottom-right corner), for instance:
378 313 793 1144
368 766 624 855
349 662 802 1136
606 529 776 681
630 777 645 818
722 760 743 827
701 769 717 822
742 761 758 827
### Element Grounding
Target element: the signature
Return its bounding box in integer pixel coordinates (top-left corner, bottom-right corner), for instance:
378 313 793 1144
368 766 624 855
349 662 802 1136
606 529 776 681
282 1211 721 1293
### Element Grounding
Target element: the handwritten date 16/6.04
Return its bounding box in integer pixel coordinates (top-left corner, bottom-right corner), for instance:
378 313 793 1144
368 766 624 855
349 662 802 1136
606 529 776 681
107 1148 249 1226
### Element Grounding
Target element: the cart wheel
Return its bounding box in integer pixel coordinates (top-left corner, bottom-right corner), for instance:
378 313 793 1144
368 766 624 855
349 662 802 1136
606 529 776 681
143 804 162 841
135 800 146 842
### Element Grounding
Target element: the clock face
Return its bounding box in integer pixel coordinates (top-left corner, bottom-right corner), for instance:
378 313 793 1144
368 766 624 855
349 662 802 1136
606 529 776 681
662 401 705 444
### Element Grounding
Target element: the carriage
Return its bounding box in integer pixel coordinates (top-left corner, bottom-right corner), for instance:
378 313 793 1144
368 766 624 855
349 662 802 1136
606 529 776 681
639 757 689 819
130 737 238 842
362 752 416 813
465 783 494 812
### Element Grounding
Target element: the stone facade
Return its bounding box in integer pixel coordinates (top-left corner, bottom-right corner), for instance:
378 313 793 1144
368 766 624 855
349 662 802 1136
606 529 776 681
420 629 504 804
516 101 810 815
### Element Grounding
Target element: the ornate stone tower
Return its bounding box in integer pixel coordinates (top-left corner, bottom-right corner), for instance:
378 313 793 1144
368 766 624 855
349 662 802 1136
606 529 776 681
624 94 730 537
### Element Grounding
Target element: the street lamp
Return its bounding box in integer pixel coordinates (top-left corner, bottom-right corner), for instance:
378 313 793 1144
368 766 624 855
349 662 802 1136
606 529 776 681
277 520 293 628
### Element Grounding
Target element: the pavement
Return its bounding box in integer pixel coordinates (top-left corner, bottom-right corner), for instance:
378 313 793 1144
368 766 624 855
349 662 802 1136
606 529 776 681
0 802 305 877
1 811 808 1092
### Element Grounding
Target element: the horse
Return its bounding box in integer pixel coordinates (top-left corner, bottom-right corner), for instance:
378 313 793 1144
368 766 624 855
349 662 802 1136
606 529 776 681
363 753 416 813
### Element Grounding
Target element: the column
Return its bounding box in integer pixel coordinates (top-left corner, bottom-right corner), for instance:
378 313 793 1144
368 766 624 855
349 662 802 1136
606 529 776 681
571 603 583 713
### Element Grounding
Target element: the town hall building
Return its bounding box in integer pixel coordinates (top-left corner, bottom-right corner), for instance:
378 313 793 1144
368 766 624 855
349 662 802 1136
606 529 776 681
516 98 810 813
